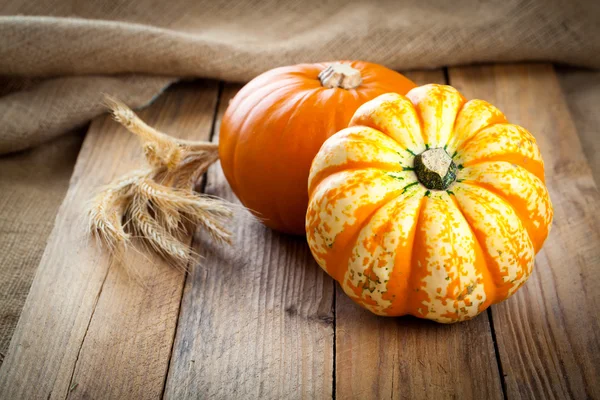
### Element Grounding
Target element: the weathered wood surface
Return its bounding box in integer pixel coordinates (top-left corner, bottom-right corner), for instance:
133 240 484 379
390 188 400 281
334 70 503 400
556 66 600 184
163 83 334 399
0 81 220 400
449 64 600 400
1 64 599 400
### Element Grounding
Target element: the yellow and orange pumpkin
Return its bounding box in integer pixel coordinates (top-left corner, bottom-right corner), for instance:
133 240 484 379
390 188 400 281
219 61 416 234
306 84 553 323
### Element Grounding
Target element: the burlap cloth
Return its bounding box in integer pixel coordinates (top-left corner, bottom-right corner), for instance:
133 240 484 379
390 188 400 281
1 0 600 363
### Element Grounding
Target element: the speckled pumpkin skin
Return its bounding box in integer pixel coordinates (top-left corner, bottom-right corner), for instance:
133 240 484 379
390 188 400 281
306 84 553 323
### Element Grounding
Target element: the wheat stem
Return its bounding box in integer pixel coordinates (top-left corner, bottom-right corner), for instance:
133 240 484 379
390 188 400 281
88 96 236 273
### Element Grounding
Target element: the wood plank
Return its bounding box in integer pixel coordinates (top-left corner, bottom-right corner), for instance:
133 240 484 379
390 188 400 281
0 81 219 400
448 63 600 399
164 84 334 399
335 70 504 400
555 66 600 184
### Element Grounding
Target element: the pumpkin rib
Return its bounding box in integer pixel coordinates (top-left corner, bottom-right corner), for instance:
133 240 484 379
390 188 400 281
307 128 408 195
406 85 465 148
459 179 544 253
442 91 469 151
349 94 426 155
270 87 324 230
306 168 412 277
455 123 544 181
339 185 424 311
461 154 545 184
401 195 427 316
451 125 488 158
408 194 485 322
453 182 534 300
335 186 412 283
459 161 552 252
309 162 407 197
339 135 407 157
373 193 424 316
446 100 508 154
227 79 308 194
228 75 310 106
440 195 465 321
448 111 480 154
230 80 309 178
446 192 499 303
449 105 507 152
407 95 427 149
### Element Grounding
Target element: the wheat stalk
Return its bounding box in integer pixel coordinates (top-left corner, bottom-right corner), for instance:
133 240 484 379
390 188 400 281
126 191 194 269
88 170 148 250
88 96 235 272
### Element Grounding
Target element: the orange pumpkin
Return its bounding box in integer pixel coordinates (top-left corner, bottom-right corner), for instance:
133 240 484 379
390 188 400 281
306 84 553 323
219 61 416 234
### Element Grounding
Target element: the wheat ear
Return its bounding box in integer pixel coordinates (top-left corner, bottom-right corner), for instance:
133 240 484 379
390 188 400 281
88 96 235 271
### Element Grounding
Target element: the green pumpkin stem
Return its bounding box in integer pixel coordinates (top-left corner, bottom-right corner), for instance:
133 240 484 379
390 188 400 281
414 148 457 191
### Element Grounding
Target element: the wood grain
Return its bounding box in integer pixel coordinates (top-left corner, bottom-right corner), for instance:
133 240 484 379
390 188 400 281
334 70 504 400
556 66 600 184
0 81 219 400
163 84 334 399
449 64 600 399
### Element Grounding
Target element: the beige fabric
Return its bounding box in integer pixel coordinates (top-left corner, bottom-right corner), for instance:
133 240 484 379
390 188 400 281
1 0 600 364
0 130 84 361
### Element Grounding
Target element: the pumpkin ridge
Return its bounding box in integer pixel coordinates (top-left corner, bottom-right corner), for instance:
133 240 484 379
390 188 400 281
340 185 424 309
406 195 432 319
444 194 465 319
306 168 415 280
307 129 407 195
461 154 545 183
453 122 506 156
446 99 507 154
397 195 427 316
459 179 541 252
453 182 534 300
231 75 310 105
308 162 407 197
444 88 467 148
455 123 544 181
333 184 415 283
271 88 323 230
444 96 468 152
339 135 406 156
446 192 497 305
409 96 427 149
348 94 425 153
406 85 465 148
229 80 307 195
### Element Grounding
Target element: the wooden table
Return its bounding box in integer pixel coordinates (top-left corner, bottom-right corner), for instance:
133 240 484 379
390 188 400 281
0 63 598 400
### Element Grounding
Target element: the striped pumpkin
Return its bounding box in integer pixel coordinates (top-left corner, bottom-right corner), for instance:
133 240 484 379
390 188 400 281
306 84 553 323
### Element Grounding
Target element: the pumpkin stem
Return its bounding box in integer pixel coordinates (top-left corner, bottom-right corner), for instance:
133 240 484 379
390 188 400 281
414 148 457 191
318 63 362 90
